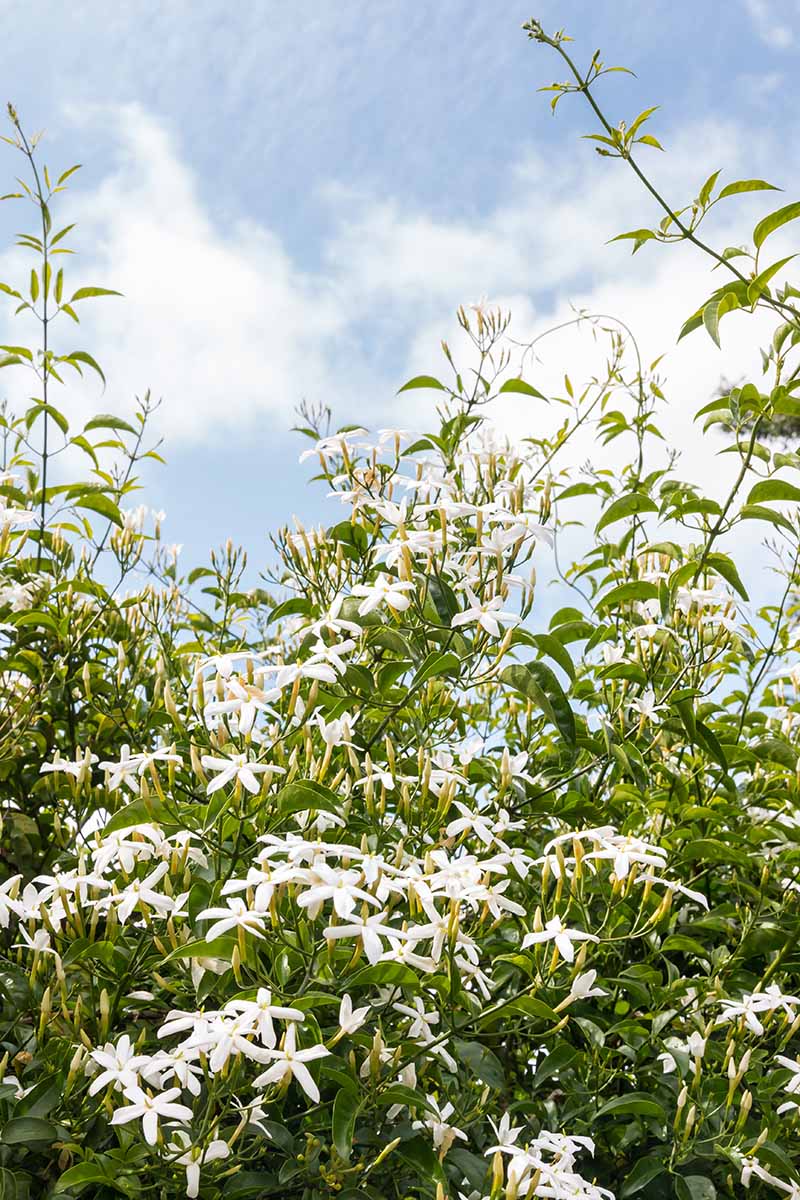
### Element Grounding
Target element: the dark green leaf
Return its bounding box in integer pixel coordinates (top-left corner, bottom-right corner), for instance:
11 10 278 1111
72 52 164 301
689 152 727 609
165 936 237 962
268 597 310 623
347 962 420 989
675 1177 716 1200
500 661 576 746
411 650 460 688
1 1117 56 1145
332 1087 360 1162
529 632 576 681
532 1043 578 1089
53 1162 118 1194
595 1093 666 1121
275 780 341 816
621 1157 666 1197
454 1040 505 1089
706 553 749 600
103 796 170 834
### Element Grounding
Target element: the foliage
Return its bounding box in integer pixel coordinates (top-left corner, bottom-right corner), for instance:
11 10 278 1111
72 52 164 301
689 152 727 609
0 20 796 1200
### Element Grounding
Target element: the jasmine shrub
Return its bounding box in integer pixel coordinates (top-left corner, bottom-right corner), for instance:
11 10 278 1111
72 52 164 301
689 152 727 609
0 21 800 1200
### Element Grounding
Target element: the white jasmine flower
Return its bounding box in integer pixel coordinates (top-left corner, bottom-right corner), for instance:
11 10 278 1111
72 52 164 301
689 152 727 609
252 1024 330 1103
351 574 415 616
224 988 304 1048
522 915 599 963
167 1130 230 1199
451 588 520 637
337 993 370 1037
201 752 273 795
110 1085 193 1146
413 1095 467 1156
88 1035 147 1096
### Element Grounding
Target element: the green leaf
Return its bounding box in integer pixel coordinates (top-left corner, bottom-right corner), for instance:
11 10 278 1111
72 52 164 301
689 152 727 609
747 254 795 305
63 350 106 385
70 287 123 302
596 492 658 533
26 402 69 436
275 779 341 816
706 553 749 600
746 479 800 505
347 962 420 989
268 597 310 623
695 720 729 772
499 995 559 1023
555 482 597 502
608 228 657 253
411 650 460 688
375 1085 433 1113
74 494 122 527
69 435 98 467
164 936 237 962
1 1116 57 1144
595 1093 666 1122
15 1075 61 1118
660 933 710 955
698 169 721 207
332 1086 360 1162
629 105 659 137
103 796 170 834
498 377 546 399
677 308 704 341
675 1178 716 1200
187 567 215 585
397 1135 446 1185
454 1040 505 1089
0 1167 29 1199
532 1043 578 1089
83 414 136 435
740 503 795 534
596 581 658 611
53 1162 118 1194
717 178 779 200
754 201 800 249
703 299 723 347
425 574 459 624
675 697 696 740
50 221 76 247
397 375 446 393
529 632 575 681
448 1149 491 1192
621 1157 666 1197
702 291 740 347
500 661 576 746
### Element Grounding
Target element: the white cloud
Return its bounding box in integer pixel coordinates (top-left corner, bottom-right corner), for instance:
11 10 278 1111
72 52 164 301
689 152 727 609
743 0 796 48
0 101 794 510
737 70 785 104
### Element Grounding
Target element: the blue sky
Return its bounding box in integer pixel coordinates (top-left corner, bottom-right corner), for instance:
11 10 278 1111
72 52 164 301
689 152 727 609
0 0 798 587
